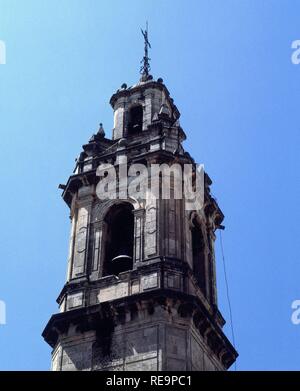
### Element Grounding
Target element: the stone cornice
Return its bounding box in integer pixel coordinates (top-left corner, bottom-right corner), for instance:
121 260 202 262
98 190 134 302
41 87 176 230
43 289 237 369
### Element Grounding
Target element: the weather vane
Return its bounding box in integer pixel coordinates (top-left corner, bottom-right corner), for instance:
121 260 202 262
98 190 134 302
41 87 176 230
140 21 151 79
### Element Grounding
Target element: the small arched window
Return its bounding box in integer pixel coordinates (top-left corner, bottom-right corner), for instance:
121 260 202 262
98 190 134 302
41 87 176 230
127 105 143 135
103 203 134 276
191 218 207 298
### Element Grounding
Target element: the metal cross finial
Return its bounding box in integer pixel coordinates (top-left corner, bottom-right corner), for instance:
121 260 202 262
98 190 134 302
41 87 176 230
140 22 151 79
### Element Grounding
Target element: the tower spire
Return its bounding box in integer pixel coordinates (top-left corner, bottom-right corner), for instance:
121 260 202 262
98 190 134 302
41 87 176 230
140 22 151 81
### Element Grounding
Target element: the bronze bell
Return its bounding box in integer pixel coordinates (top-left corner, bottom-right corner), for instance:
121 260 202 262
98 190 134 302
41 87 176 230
111 254 133 275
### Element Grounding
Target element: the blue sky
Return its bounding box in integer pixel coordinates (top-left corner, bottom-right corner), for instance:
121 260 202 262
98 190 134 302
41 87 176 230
0 0 300 370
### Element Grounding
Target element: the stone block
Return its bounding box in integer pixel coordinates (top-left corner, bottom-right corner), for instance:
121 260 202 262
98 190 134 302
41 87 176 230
67 292 83 309
141 273 158 290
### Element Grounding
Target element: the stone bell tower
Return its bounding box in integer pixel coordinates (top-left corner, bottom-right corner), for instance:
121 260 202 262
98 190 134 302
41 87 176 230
42 29 238 371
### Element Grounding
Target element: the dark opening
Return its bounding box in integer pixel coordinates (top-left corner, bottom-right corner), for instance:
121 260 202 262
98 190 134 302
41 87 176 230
128 105 143 135
103 203 134 276
192 219 207 297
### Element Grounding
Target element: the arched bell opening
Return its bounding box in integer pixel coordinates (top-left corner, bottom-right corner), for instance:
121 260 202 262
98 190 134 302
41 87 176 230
127 105 143 136
191 218 208 298
103 203 134 276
